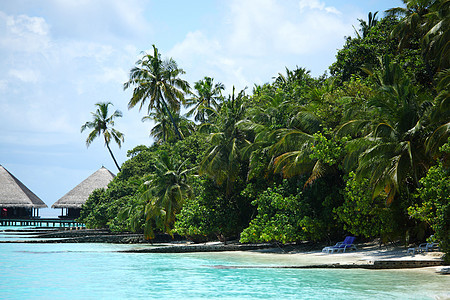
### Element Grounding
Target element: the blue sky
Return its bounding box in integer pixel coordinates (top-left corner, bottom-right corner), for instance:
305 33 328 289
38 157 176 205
0 0 403 216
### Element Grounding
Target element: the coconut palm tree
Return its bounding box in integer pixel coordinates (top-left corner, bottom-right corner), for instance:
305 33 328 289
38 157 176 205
186 76 225 123
273 67 313 91
142 111 172 144
338 57 433 203
386 0 435 48
199 87 250 193
142 109 195 144
387 0 448 70
138 152 193 238
124 45 190 140
268 105 327 186
426 68 450 157
420 0 449 70
81 102 124 172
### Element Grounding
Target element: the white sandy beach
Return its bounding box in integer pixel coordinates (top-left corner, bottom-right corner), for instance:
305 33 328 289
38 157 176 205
254 245 444 264
171 242 448 274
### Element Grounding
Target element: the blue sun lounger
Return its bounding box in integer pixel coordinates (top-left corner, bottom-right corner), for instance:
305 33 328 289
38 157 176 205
322 236 357 254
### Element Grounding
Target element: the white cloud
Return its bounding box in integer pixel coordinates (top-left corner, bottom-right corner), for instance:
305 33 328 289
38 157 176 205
9 68 41 83
168 31 221 68
298 0 341 14
223 0 350 58
227 0 284 57
0 12 51 52
97 67 128 84
277 13 350 55
42 0 151 41
0 7 148 149
166 30 253 93
7 14 49 36
165 0 354 93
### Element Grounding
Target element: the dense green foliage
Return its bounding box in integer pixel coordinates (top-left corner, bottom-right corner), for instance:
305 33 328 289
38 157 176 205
174 178 243 242
408 139 450 262
80 1 449 253
240 177 342 243
335 172 396 239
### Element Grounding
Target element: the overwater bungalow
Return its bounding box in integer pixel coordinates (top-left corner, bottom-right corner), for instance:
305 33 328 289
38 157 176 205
0 164 47 218
52 167 115 218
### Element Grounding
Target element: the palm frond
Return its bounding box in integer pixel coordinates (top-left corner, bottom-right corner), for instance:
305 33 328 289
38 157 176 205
273 151 315 178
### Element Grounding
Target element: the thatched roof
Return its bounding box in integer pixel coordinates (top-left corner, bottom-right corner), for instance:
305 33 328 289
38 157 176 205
0 165 47 208
52 167 115 209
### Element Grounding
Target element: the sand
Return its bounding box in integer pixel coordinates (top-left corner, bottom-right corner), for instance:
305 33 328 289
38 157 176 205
232 250 445 275
164 241 447 273
253 245 444 264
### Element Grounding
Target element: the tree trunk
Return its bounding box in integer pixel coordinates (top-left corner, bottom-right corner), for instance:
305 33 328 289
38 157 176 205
105 138 121 172
159 91 183 141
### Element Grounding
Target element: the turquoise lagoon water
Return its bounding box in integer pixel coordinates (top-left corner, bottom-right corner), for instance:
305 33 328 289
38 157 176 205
1 229 449 299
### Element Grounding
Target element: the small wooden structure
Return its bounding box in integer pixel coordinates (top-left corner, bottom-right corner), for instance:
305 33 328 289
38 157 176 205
52 167 115 218
0 165 47 218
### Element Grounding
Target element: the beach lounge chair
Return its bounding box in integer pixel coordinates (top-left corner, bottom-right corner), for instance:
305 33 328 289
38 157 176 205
322 236 357 254
418 242 440 252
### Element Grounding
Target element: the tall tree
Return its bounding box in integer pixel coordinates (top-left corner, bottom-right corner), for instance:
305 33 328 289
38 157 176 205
353 11 379 39
186 76 225 123
387 0 437 48
138 152 193 238
387 0 449 70
142 109 195 144
199 87 250 193
124 45 190 140
339 57 433 203
81 102 124 172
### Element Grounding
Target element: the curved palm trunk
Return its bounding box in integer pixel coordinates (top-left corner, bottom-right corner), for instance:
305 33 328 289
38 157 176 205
159 91 183 141
105 136 121 172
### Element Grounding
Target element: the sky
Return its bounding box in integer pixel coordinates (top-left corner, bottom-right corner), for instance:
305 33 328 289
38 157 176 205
0 0 403 217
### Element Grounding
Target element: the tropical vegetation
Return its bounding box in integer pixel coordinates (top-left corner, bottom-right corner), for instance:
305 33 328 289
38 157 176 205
79 1 450 262
81 102 124 172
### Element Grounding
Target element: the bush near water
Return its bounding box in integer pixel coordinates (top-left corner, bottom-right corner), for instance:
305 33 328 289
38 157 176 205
79 1 450 263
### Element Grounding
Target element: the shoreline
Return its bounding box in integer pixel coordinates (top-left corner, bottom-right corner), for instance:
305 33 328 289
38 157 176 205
121 242 446 271
1 227 447 272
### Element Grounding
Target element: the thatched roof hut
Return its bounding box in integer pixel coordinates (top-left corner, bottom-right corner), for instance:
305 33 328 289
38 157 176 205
0 164 47 208
52 167 115 209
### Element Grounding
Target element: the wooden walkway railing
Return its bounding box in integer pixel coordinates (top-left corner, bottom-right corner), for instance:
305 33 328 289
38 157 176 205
0 218 84 227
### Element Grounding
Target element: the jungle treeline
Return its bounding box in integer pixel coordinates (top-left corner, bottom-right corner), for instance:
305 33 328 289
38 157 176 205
79 0 449 261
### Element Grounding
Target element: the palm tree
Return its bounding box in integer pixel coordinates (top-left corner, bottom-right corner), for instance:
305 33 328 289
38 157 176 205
268 107 326 185
353 11 379 39
239 90 299 180
338 57 433 203
426 68 450 157
421 0 449 70
138 152 193 238
199 87 250 193
142 111 172 144
387 0 448 70
273 67 313 91
81 102 124 172
237 77 335 186
142 109 195 144
386 0 435 48
124 45 190 140
186 76 225 123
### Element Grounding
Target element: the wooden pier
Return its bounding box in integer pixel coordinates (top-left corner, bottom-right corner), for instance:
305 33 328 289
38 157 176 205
0 218 84 227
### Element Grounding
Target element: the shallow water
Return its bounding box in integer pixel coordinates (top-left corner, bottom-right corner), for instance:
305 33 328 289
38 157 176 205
0 229 449 299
